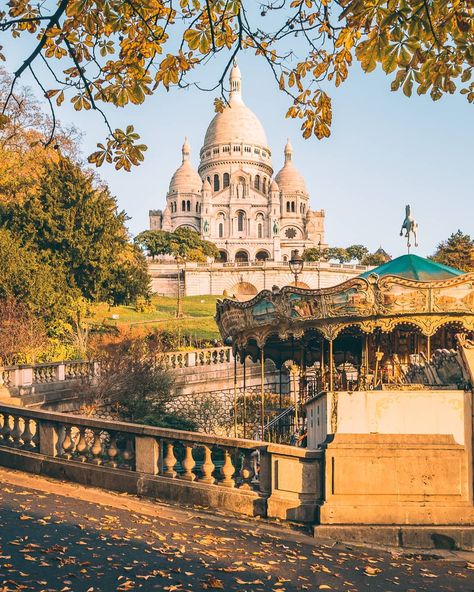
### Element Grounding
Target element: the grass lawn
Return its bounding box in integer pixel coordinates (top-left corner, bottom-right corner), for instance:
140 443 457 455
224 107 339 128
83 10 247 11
88 295 221 342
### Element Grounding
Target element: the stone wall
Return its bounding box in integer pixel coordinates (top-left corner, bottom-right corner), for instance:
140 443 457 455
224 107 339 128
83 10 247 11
149 260 370 297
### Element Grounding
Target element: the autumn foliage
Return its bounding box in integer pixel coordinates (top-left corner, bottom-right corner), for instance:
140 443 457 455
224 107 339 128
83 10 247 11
0 1 471 169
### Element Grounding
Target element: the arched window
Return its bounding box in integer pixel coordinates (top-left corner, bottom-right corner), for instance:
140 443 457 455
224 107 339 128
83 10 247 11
223 173 230 188
219 223 223 238
291 201 295 213
181 200 186 212
263 178 267 194
286 202 290 213
214 174 220 192
187 200 191 212
258 223 262 239
254 175 260 190
237 211 245 232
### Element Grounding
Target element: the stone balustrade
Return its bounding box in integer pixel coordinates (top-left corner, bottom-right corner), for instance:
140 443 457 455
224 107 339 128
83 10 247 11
0 361 95 389
148 259 370 272
159 347 232 369
0 403 322 522
0 349 231 389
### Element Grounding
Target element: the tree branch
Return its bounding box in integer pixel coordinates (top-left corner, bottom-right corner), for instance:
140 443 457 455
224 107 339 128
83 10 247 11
2 0 69 115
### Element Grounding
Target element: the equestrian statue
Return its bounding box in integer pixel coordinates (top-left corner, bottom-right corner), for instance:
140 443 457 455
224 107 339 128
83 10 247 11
400 204 419 253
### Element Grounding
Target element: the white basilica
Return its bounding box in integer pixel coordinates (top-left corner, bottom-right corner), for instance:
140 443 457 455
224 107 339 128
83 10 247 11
149 62 326 263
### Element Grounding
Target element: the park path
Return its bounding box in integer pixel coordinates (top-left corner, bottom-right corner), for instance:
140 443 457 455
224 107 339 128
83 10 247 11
0 467 472 592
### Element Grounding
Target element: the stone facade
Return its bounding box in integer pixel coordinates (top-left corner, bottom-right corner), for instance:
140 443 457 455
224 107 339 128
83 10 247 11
149 62 325 263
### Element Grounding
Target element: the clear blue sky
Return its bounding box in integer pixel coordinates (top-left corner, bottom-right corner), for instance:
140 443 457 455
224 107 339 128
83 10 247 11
3 46 473 258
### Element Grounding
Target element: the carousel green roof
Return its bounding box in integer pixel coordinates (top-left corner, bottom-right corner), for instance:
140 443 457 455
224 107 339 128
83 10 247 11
358 254 463 282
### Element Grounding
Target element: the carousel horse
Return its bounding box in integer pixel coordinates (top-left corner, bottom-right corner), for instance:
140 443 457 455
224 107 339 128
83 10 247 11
400 204 419 250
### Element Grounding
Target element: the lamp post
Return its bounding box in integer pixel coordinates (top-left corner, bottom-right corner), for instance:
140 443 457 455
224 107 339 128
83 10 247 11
176 255 184 318
317 239 322 290
289 249 304 287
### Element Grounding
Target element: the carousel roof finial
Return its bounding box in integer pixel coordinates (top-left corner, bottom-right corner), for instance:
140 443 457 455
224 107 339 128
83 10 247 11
400 204 419 254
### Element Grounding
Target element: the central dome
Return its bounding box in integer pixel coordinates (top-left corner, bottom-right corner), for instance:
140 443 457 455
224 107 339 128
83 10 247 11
202 62 269 149
203 104 269 147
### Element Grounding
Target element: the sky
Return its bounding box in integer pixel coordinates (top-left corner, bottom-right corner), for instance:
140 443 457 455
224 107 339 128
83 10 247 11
3 34 473 258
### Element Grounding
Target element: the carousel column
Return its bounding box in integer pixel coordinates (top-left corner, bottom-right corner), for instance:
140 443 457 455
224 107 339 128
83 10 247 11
260 347 265 440
233 351 238 437
427 334 432 360
279 365 283 409
243 355 247 439
329 339 334 392
291 363 299 429
320 338 325 391
299 346 305 402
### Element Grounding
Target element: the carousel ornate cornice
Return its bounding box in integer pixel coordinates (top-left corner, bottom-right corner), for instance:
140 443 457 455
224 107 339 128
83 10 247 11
215 272 474 360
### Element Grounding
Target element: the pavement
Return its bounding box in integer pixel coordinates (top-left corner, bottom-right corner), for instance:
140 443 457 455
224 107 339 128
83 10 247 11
0 467 473 591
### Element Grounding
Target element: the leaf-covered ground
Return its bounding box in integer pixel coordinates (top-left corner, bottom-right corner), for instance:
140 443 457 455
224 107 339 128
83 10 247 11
0 469 472 591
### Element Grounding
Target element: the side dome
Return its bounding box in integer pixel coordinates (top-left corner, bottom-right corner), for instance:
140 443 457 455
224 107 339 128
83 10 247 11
270 179 280 192
202 61 269 149
169 138 202 193
275 139 307 194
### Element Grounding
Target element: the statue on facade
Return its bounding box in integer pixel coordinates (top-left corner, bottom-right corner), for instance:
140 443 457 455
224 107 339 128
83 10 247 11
235 177 245 199
273 219 279 236
203 219 210 235
400 204 419 252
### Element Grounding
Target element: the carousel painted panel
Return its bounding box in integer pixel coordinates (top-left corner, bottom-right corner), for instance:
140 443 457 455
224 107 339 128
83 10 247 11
377 280 428 314
324 285 374 318
218 307 250 337
433 281 474 313
289 293 323 319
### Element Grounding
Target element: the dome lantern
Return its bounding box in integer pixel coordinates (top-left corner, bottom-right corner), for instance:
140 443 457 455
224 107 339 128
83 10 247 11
229 60 243 105
284 138 293 163
182 137 191 162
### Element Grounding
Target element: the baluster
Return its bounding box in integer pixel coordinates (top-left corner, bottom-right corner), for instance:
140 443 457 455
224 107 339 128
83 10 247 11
0 412 11 445
21 418 34 450
106 433 119 468
238 450 255 490
180 444 196 481
90 429 103 465
11 416 22 448
162 441 177 478
219 448 235 488
74 426 88 462
31 420 39 451
199 445 216 484
61 425 75 459
120 437 134 470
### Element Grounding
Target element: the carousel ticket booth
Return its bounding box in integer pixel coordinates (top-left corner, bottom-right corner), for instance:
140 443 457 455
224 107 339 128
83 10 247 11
216 254 474 537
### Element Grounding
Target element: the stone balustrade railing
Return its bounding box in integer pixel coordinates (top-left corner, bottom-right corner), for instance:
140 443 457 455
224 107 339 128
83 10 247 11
0 348 232 389
0 403 322 522
0 361 96 389
159 347 232 369
148 259 370 272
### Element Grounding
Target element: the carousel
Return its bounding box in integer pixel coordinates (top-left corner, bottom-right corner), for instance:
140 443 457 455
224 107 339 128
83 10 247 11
216 251 474 435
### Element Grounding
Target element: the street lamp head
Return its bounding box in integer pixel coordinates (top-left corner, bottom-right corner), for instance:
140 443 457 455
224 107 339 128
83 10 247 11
289 249 304 276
